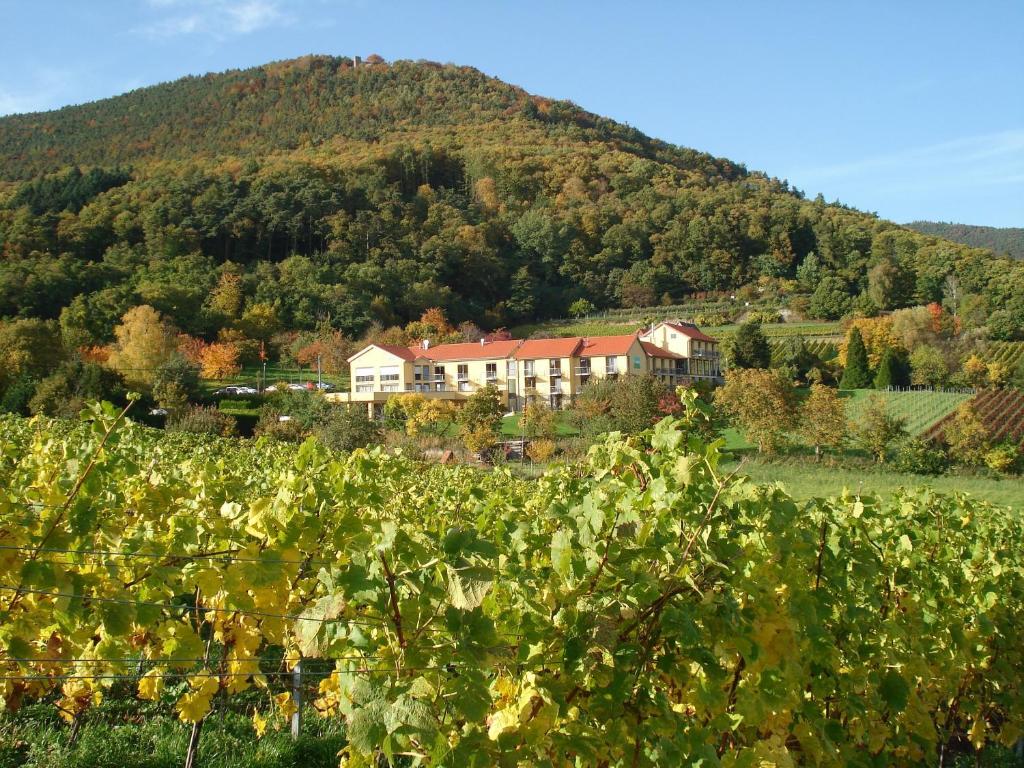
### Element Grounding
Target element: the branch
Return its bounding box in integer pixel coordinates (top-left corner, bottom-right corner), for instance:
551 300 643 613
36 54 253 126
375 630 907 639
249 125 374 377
379 552 407 648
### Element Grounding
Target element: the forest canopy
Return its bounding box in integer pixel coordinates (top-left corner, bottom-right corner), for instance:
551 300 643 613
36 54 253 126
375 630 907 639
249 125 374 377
1 55 1022 346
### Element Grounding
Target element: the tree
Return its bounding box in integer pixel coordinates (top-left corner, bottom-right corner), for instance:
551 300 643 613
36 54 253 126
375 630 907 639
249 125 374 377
727 321 771 369
962 354 989 389
199 342 241 380
237 302 281 343
507 267 538 321
873 347 901 389
867 259 913 310
909 345 949 389
315 406 383 453
851 395 907 462
520 400 558 438
0 319 66 395
987 361 1010 389
799 384 847 460
568 298 595 319
808 276 852 320
458 385 504 446
714 368 797 454
106 305 176 390
943 403 990 467
839 327 871 389
570 375 669 436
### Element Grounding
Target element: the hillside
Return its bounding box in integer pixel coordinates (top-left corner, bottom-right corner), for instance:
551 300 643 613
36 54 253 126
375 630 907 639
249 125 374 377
1 54 1022 346
905 221 1024 259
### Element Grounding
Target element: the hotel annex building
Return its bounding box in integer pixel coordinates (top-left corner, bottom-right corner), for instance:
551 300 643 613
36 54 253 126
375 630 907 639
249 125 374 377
329 321 721 416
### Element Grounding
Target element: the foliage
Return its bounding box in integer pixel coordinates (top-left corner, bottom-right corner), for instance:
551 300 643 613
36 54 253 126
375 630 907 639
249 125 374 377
385 393 457 437
520 400 558 439
724 320 771 369
715 368 797 453
851 394 908 462
458 385 503 435
525 438 556 463
1 402 1022 765
567 298 595 319
570 374 669 437
910 345 950 389
198 342 242 380
799 383 847 459
873 347 906 389
313 406 383 453
839 327 871 389
165 404 237 437
943 404 991 467
962 354 989 389
106 306 176 390
1 57 1020 346
906 220 1024 260
983 442 1021 475
891 438 949 476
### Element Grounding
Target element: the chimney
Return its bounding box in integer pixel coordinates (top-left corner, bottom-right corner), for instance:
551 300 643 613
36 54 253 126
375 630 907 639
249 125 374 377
480 338 486 347
422 339 430 350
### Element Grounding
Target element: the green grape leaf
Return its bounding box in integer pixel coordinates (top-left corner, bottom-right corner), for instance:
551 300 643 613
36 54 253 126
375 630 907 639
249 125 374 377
447 565 493 611
879 670 910 712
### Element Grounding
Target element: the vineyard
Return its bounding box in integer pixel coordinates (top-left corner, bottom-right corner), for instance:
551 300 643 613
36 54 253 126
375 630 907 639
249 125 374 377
844 389 973 436
987 341 1024 371
926 388 1024 445
1 400 1023 766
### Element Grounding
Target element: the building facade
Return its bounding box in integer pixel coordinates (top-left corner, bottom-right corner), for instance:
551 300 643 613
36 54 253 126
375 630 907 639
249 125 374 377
329 321 721 416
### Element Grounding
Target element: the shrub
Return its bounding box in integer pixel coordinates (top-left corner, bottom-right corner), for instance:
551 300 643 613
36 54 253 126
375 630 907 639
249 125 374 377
943 403 990 467
984 442 1021 475
892 438 949 476
526 438 557 463
314 406 383 453
851 395 907 463
166 405 236 437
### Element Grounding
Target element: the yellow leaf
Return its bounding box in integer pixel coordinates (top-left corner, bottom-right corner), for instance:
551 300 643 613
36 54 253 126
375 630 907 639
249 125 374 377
138 668 165 701
252 710 268 737
970 717 987 750
176 691 212 723
274 691 297 721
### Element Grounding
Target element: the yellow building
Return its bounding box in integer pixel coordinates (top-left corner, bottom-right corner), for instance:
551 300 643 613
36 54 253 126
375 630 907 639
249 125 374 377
330 321 721 416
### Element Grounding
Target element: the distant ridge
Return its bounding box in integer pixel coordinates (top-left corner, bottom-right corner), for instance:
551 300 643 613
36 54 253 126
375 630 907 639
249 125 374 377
905 221 1024 259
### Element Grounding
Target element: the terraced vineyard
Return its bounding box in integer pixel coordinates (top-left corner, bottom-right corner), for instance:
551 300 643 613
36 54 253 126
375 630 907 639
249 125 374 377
844 389 972 436
989 341 1024 370
927 388 1024 445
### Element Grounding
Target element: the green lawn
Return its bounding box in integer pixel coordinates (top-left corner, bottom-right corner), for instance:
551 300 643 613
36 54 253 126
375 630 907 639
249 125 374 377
501 412 580 437
730 458 1024 510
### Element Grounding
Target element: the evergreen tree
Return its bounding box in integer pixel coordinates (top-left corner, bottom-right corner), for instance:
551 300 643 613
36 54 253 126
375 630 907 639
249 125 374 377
840 327 871 389
873 347 899 389
727 321 771 369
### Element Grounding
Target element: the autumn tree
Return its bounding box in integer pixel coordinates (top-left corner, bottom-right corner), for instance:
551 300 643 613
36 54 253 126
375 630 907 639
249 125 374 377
943 403 990 466
714 368 797 454
851 395 907 462
199 341 241 380
520 400 558 439
800 384 847 460
962 354 989 389
106 305 176 390
909 345 949 389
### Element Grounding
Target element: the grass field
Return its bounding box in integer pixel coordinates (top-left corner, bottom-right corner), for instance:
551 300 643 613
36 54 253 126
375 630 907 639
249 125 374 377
731 458 1024 510
501 412 580 437
0 702 343 768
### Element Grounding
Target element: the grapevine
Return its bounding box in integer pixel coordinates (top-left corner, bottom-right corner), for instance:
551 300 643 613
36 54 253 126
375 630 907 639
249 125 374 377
1 398 1022 765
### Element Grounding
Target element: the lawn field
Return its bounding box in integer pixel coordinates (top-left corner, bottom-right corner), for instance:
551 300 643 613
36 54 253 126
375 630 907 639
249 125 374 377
731 458 1024 510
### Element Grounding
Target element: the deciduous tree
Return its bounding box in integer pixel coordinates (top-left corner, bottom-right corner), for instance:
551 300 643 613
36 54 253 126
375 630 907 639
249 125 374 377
106 305 176 390
800 384 847 460
714 368 797 454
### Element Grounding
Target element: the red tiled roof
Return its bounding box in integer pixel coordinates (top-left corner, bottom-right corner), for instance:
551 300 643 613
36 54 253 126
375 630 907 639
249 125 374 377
640 341 685 360
578 334 640 357
663 322 718 344
514 337 584 360
413 339 522 362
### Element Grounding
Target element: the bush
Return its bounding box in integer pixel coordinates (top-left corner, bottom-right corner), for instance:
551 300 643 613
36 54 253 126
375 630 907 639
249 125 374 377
525 438 557 463
314 406 383 453
892 438 949 476
166 405 237 437
984 442 1021 475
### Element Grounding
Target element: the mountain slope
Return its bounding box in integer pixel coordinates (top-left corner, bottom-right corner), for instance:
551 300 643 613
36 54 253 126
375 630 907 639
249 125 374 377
905 221 1024 259
0 55 1022 345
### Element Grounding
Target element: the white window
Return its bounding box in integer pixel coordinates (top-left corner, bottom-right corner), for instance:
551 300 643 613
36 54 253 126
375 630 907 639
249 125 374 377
605 357 618 375
507 360 517 377
355 367 374 383
379 365 399 382
549 359 561 376
485 363 497 381
524 360 535 377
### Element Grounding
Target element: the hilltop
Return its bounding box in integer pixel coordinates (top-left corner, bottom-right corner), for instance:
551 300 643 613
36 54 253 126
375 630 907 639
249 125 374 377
905 221 1024 260
0 55 1021 344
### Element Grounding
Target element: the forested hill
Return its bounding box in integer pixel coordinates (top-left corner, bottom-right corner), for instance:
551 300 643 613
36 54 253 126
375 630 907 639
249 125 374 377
0 55 740 182
1 54 1022 345
905 221 1024 260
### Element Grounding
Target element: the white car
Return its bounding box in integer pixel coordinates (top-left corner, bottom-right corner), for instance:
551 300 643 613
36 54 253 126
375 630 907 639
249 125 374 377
234 386 258 395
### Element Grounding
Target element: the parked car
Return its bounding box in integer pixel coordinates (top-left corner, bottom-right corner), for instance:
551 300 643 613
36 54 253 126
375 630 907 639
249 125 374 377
214 385 258 396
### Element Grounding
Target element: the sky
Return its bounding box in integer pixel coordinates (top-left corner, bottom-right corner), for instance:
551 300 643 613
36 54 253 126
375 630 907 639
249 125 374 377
1 0 1021 227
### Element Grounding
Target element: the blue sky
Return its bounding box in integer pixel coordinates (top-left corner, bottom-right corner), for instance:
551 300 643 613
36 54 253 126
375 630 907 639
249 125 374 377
1 1 1021 226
